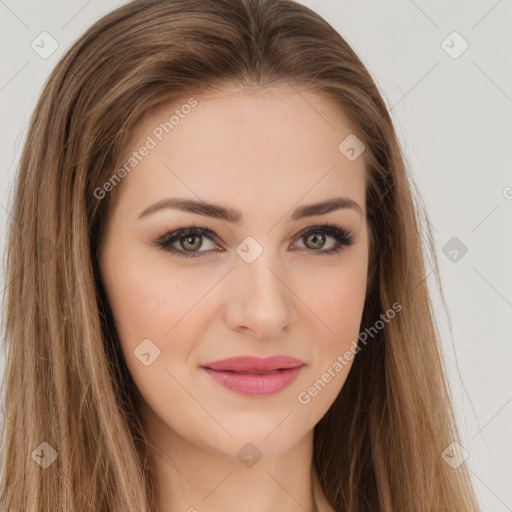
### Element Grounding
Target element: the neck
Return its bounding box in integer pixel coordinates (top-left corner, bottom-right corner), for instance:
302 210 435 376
142 405 328 511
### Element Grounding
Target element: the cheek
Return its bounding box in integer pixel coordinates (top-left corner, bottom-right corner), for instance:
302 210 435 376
100 252 211 402
102 248 211 340
291 256 367 415
297 248 368 349
100 249 226 410
324 268 366 341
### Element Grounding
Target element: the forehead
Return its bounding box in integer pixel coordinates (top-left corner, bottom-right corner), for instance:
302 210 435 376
111 85 367 223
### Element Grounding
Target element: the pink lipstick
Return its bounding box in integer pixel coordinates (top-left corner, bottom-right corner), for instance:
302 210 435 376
200 355 305 397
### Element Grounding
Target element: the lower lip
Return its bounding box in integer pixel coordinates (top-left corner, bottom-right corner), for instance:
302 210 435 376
201 366 304 397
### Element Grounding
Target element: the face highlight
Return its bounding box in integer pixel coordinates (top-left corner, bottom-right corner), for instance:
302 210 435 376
98 85 369 463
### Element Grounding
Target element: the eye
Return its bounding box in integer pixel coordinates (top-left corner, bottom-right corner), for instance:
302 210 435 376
154 222 355 258
154 225 220 258
292 223 355 256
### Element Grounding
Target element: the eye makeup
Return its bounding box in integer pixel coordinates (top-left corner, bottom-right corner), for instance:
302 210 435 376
152 222 355 258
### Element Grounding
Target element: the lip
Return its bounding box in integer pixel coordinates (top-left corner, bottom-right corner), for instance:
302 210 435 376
201 355 305 372
200 355 305 397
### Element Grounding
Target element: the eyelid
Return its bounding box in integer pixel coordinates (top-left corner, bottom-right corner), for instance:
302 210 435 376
291 223 355 256
293 222 354 244
154 222 355 258
154 224 221 256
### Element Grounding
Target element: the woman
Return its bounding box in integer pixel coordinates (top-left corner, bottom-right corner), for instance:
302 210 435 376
0 0 482 510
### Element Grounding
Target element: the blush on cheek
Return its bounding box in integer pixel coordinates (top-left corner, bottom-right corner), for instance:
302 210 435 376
305 270 366 339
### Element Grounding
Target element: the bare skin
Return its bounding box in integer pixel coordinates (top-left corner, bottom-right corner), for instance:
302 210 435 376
98 85 369 512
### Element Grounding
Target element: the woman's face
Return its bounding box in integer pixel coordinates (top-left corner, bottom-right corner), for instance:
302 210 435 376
98 85 369 459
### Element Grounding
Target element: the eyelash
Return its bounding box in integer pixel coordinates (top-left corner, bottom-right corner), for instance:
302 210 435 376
154 222 355 259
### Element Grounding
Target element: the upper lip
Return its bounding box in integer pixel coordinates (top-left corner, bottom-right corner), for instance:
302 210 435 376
200 355 305 372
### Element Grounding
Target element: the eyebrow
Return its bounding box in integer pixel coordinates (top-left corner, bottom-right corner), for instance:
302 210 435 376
137 196 364 222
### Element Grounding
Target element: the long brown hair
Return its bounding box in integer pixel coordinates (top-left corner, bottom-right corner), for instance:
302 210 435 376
0 0 481 510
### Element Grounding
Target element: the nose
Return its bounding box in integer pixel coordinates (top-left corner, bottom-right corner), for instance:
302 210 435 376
223 249 298 340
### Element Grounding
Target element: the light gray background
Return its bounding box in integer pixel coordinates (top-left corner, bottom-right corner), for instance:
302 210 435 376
1 1 511 509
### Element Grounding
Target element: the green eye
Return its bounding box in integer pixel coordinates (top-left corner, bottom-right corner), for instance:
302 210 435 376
157 226 219 257
293 223 354 255
155 223 354 258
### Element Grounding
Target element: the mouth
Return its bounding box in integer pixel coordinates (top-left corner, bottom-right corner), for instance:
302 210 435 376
200 355 305 397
